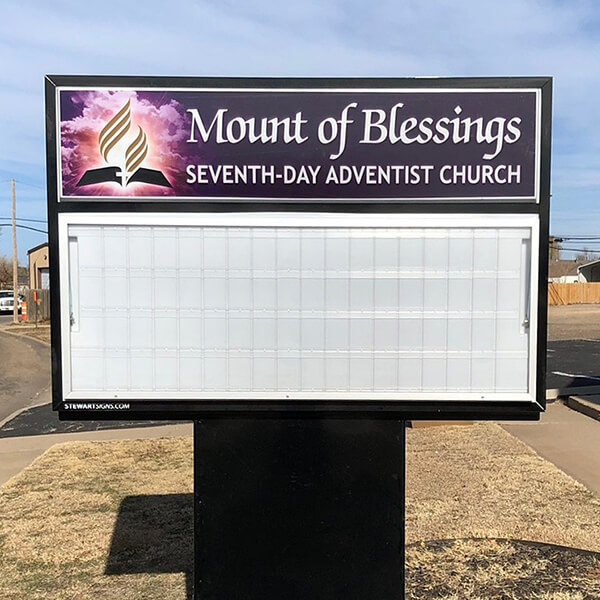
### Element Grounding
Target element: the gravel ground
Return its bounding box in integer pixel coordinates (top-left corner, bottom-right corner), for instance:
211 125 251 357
548 304 600 341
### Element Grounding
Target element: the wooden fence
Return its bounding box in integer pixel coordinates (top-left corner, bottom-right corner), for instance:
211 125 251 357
22 288 50 321
548 282 600 305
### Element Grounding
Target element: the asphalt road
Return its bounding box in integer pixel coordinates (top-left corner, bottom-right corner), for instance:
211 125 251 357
547 305 600 393
547 340 600 392
0 330 50 424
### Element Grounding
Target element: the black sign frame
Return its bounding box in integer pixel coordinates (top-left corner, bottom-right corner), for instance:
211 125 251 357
45 75 552 421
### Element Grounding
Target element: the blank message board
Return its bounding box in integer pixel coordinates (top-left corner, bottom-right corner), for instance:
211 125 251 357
59 213 538 402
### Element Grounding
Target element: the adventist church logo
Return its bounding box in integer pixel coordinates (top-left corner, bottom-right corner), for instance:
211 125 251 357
77 100 171 188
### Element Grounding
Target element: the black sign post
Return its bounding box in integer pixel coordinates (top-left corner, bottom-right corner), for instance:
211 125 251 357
194 419 406 599
45 76 551 599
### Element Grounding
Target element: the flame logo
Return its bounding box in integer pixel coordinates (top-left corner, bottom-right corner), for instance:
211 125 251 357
99 99 131 162
126 127 149 178
97 100 150 186
77 98 171 190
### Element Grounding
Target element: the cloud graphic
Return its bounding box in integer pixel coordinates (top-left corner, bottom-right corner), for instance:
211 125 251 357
60 90 188 196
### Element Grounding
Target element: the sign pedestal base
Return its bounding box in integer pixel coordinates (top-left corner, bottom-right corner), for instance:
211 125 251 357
193 419 406 600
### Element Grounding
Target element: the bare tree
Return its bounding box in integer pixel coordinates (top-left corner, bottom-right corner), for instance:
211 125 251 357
0 256 12 289
576 247 600 263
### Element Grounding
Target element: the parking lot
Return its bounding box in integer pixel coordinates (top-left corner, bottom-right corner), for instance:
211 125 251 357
547 305 600 393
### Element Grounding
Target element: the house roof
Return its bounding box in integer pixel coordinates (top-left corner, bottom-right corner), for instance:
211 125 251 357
27 241 48 255
548 259 584 278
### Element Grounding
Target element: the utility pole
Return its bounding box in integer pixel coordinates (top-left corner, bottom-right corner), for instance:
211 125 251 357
12 178 18 324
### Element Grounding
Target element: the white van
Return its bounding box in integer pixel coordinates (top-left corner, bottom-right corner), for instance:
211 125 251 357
0 291 22 313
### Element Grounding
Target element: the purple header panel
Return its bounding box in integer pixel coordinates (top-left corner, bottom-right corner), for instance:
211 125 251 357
58 88 539 201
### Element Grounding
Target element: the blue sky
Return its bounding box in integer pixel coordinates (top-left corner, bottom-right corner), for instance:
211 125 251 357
1 0 599 262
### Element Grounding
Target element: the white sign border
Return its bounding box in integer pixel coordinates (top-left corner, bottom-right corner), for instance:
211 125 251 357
58 211 540 407
55 87 542 204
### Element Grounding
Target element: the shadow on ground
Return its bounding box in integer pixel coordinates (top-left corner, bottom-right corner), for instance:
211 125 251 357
105 494 194 598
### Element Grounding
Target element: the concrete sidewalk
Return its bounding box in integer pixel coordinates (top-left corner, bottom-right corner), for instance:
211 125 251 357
0 422 193 487
503 401 600 498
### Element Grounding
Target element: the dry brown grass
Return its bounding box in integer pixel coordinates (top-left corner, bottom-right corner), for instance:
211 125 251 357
406 538 600 599
406 423 600 550
20 326 51 344
0 437 192 600
2 323 51 344
0 424 599 599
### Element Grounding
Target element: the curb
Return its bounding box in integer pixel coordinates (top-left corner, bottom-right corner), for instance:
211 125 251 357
566 396 600 423
0 326 50 347
547 385 600 401
0 393 51 430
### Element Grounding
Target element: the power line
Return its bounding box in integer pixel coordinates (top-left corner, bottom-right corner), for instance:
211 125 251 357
556 240 600 248
550 245 600 253
553 237 600 241
0 216 47 223
0 223 47 234
15 180 46 190
551 240 600 247
0 179 46 190
551 240 600 246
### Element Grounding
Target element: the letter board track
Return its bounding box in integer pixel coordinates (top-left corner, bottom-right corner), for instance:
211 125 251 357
45 76 552 420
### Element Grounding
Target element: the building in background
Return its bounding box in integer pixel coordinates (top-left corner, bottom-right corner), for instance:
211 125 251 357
577 259 600 282
548 258 585 283
28 242 49 289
